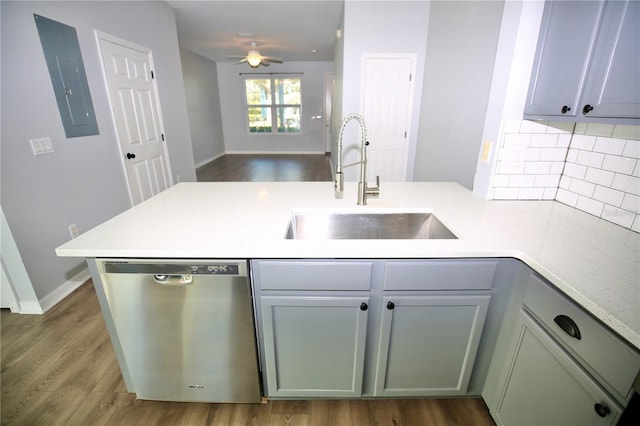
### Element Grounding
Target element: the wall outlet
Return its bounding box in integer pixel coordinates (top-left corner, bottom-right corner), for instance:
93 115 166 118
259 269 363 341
481 141 492 163
68 223 79 239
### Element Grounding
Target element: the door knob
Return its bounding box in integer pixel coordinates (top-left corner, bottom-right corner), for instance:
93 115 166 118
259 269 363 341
126 153 136 159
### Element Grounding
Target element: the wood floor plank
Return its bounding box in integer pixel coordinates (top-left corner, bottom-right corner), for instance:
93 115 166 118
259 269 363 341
1 188 496 425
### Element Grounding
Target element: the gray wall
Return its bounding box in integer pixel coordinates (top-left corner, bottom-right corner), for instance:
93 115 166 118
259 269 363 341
180 47 225 167
1 0 195 300
216 60 334 153
414 0 504 189
336 0 430 180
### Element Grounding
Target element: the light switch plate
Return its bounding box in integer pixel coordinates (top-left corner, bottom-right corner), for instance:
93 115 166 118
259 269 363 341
30 137 54 155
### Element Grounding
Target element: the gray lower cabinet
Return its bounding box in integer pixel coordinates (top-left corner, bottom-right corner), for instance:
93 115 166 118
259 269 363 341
494 310 622 425
252 259 497 399
373 295 490 396
260 295 369 398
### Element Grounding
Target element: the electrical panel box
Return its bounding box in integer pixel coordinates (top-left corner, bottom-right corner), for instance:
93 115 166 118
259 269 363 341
34 14 99 138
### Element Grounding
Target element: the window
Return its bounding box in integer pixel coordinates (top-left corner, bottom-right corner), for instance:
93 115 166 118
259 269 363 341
244 77 301 134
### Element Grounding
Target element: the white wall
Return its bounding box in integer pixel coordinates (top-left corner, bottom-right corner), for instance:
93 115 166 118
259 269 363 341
336 0 430 180
181 47 225 167
0 1 195 302
413 0 504 189
216 61 334 153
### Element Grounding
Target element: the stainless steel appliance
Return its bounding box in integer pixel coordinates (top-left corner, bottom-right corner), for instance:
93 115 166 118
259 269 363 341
95 259 261 403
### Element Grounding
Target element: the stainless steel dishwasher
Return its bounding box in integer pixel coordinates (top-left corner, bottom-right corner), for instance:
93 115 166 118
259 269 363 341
96 259 261 403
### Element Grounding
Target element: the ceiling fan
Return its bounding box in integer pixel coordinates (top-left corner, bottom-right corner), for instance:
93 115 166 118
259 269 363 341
226 42 283 68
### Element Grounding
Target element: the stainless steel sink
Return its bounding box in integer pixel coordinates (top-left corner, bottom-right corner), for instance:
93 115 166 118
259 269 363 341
285 212 457 240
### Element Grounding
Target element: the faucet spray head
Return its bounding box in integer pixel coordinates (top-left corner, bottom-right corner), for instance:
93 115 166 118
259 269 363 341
334 170 344 199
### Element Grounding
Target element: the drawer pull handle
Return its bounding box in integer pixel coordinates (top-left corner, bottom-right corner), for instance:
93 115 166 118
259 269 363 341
554 315 581 340
594 403 611 417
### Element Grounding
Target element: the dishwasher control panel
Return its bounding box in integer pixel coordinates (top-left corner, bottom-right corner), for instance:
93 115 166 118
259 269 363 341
101 260 246 276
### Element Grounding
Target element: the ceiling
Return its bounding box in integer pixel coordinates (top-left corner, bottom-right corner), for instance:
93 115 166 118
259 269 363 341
167 0 345 63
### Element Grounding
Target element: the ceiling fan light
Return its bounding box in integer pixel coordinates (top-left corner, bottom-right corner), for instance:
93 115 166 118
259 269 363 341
247 50 261 67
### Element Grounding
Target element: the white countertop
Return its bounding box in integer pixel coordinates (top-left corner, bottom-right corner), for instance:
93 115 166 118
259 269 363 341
56 182 640 348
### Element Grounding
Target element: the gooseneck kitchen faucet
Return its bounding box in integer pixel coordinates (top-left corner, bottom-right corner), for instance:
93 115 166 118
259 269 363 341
334 113 380 205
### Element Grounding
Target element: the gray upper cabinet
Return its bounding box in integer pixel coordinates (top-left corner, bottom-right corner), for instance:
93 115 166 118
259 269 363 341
524 0 639 121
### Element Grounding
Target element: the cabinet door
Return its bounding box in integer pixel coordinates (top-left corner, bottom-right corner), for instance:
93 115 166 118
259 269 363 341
494 310 621 426
524 1 605 117
373 295 490 397
261 296 369 398
580 0 640 119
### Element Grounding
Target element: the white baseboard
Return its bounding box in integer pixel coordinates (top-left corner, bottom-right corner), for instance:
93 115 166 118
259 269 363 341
37 267 91 314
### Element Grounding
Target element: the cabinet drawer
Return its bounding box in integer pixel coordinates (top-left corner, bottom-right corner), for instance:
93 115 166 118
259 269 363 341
524 274 640 402
383 259 498 290
253 260 373 291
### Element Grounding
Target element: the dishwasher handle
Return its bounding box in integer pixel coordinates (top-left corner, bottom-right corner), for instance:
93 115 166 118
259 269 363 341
153 274 193 286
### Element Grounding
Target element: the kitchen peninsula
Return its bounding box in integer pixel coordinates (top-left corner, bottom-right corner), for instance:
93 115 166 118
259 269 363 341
56 181 639 348
56 181 640 421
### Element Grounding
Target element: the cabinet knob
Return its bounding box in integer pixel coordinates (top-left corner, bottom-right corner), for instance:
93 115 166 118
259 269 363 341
360 302 368 311
387 301 395 310
126 153 136 160
554 315 582 340
561 105 571 114
582 104 594 114
594 403 611 417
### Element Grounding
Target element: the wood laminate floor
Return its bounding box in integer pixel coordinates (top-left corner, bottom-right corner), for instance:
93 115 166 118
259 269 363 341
1 281 496 425
196 154 333 182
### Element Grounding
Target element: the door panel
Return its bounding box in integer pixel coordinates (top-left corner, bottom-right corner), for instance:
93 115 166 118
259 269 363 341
97 32 172 205
361 56 415 181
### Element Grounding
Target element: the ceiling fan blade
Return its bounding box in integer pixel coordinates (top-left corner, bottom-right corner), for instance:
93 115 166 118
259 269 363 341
235 58 248 64
262 56 283 63
261 61 270 67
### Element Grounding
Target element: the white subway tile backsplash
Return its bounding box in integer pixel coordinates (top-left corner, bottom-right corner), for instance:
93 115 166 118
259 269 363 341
556 189 578 206
559 175 572 189
525 161 551 175
543 188 558 199
623 139 640 159
621 193 640 214
518 188 544 199
569 179 595 197
576 150 604 168
534 175 560 188
557 134 572 148
550 162 565 174
576 196 604 217
571 134 596 150
612 125 640 140
566 149 579 163
612 174 640 195
509 175 536 187
541 147 569 161
490 120 640 232
493 187 520 199
584 167 614 186
602 154 636 174
530 133 559 147
601 205 635 228
520 120 549 133
594 137 626 155
593 185 624 206
563 162 587 179
504 133 532 147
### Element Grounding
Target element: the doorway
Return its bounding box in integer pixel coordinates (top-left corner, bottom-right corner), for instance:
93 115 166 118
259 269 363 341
360 54 416 181
96 31 173 206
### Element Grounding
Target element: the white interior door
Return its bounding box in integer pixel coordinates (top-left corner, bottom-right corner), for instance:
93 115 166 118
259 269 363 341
96 32 173 206
361 55 415 181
